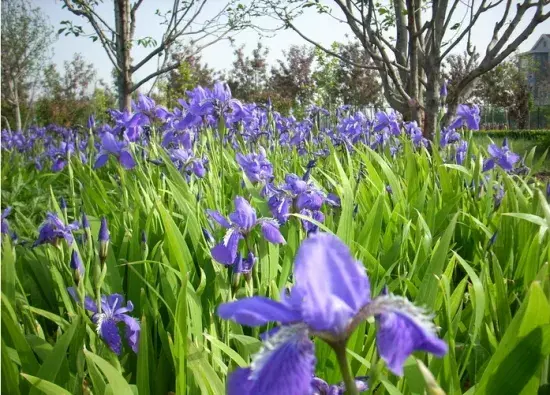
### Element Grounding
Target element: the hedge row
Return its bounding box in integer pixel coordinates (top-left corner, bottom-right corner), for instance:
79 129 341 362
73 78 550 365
475 129 550 139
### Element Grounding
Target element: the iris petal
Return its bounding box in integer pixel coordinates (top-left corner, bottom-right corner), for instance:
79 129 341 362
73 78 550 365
120 314 140 353
207 210 231 228
99 317 122 355
93 154 109 169
211 230 242 265
260 220 286 244
218 296 301 326
372 295 448 376
293 233 371 335
243 325 315 395
229 197 257 231
227 368 254 395
119 151 136 169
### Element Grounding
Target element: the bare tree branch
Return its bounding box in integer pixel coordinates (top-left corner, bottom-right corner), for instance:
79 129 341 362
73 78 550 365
61 0 120 71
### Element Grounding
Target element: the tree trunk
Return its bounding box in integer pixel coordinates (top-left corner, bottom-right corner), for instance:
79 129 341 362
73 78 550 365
423 67 441 140
115 0 132 111
13 80 22 131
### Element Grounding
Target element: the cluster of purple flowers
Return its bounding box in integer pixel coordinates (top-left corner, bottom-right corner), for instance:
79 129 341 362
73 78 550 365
207 196 285 278
263 172 339 234
21 208 142 356
236 147 274 185
1 207 15 240
2 79 512 182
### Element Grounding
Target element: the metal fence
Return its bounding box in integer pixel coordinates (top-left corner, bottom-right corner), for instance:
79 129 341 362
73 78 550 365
477 106 549 130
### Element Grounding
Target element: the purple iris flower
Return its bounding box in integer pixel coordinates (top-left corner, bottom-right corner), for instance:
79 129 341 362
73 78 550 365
68 288 140 355
493 184 505 209
177 82 238 128
168 148 207 178
34 212 79 246
162 129 193 149
231 252 257 279
296 189 325 211
404 121 427 147
133 94 170 122
483 139 520 172
207 196 285 265
218 233 447 393
49 141 75 172
455 140 468 165
268 193 292 223
109 109 146 142
300 209 324 234
448 104 480 130
312 376 369 394
94 132 136 170
265 174 338 231
374 110 400 136
236 147 274 184
1 206 12 235
371 130 390 149
440 128 461 148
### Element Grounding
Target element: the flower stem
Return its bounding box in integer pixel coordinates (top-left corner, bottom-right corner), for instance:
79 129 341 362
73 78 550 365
332 341 358 395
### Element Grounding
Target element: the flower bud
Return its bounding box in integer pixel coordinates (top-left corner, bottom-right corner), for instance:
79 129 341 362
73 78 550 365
98 217 110 263
489 231 498 247
81 212 90 229
70 250 84 284
202 227 215 247
87 114 95 129
231 253 243 291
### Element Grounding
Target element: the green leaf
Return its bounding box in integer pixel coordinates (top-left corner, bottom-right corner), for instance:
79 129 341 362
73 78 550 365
417 213 458 308
502 212 547 227
84 351 134 395
136 314 150 395
453 253 485 345
204 333 248 367
29 317 80 395
476 282 550 394
21 374 71 395
2 338 20 395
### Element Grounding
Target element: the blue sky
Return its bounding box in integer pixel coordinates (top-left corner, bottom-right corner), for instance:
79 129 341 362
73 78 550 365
35 0 549 91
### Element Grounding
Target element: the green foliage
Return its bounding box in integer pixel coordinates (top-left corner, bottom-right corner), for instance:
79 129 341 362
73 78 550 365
2 128 550 394
159 53 215 109
475 129 550 138
312 41 382 108
1 0 55 130
34 53 111 126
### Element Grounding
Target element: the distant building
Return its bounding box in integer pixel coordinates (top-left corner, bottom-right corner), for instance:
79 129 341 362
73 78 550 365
520 34 550 105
